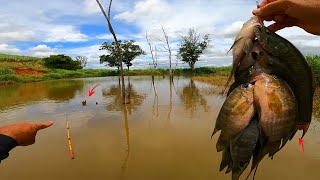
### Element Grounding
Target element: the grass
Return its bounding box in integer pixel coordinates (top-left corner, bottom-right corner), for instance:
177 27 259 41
0 53 41 62
306 55 320 85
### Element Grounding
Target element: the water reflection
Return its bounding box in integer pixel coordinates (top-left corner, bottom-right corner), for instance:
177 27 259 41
121 105 131 176
179 79 208 116
102 78 146 114
0 80 84 111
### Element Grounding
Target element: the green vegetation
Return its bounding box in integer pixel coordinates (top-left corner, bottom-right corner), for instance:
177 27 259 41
306 55 320 85
100 40 145 70
177 28 210 70
43 54 83 70
0 53 41 62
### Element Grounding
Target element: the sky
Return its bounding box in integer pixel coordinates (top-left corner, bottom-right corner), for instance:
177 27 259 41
0 0 319 69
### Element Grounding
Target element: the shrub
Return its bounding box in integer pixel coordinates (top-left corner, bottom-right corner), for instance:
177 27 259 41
43 54 82 70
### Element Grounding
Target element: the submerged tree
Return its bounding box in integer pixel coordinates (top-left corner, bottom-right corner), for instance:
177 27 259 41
177 29 210 71
96 0 126 104
99 40 145 70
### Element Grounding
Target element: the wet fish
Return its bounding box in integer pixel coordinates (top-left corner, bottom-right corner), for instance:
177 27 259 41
254 25 315 136
222 16 263 93
254 73 296 142
227 40 265 96
212 83 255 152
230 117 260 180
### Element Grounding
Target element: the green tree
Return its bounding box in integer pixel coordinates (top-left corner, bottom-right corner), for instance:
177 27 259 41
43 54 82 70
99 40 145 70
177 29 210 71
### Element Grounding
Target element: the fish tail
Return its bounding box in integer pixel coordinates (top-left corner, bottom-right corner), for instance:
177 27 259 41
221 67 236 94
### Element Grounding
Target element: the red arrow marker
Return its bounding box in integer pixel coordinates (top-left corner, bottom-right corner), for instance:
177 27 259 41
89 84 101 96
298 138 304 153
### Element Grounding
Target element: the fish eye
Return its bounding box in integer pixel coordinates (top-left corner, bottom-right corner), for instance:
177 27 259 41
272 75 279 80
242 84 249 88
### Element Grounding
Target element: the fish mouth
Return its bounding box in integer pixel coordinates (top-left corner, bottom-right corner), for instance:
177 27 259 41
249 66 264 83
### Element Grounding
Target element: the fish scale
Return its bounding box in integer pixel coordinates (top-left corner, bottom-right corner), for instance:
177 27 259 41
254 73 296 142
212 84 255 152
254 25 315 136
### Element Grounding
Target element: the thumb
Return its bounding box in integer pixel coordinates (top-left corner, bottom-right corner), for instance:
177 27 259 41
35 121 54 131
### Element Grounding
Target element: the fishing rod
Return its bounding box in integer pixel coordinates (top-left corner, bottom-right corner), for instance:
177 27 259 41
66 115 75 159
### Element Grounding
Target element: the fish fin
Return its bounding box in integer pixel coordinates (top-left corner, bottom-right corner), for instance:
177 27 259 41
211 128 220 139
227 37 244 55
216 133 227 152
220 146 232 172
226 166 232 174
244 39 253 54
268 140 282 157
220 64 238 94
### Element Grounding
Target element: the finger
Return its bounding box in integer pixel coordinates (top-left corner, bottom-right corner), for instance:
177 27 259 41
274 14 287 23
35 121 54 131
262 15 274 21
267 19 297 32
259 0 278 7
253 1 289 16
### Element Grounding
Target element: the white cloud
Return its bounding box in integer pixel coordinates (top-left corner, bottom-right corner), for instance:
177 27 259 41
83 0 132 15
223 21 243 39
29 45 58 57
115 0 172 23
0 44 21 54
45 26 88 42
95 33 127 40
0 31 36 42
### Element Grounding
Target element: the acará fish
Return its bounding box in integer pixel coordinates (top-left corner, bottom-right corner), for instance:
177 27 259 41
254 25 315 137
222 16 263 93
254 73 296 142
227 40 267 96
212 83 255 152
230 117 260 180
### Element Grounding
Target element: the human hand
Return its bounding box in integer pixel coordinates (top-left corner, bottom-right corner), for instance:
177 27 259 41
252 0 320 35
0 121 54 146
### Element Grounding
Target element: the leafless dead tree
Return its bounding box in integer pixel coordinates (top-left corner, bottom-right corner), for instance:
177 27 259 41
161 26 173 77
145 31 157 69
96 0 126 104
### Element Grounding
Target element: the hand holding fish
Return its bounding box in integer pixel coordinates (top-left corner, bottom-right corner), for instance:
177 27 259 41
253 0 320 35
0 121 53 146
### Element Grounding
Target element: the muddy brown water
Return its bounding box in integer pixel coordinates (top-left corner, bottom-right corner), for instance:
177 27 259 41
0 76 319 180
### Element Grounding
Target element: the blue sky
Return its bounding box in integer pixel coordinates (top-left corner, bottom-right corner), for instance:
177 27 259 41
0 0 319 69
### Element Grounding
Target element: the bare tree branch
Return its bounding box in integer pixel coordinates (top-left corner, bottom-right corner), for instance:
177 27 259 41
96 0 126 104
161 26 172 76
145 31 157 69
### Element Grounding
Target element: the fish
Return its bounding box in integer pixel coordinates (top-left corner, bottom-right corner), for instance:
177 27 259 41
222 16 263 93
254 73 296 142
230 116 260 180
247 73 296 175
227 40 266 96
212 83 255 152
254 25 315 137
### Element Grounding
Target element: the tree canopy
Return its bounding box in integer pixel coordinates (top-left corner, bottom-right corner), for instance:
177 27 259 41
177 29 210 70
43 54 83 70
99 40 145 70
